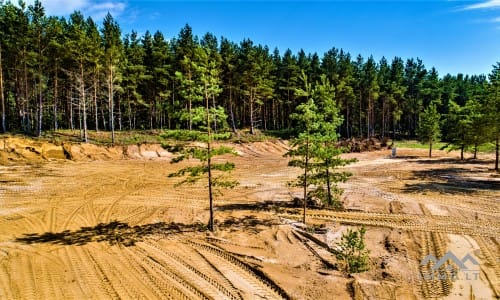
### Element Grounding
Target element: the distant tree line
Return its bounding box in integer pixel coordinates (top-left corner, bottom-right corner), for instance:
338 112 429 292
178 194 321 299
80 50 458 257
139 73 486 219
0 1 498 168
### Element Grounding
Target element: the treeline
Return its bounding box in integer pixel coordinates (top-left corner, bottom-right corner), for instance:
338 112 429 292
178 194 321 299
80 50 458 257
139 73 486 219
0 1 498 153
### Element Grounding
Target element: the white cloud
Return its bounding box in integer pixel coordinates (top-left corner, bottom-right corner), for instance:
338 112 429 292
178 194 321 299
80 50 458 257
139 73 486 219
23 0 126 20
464 0 500 10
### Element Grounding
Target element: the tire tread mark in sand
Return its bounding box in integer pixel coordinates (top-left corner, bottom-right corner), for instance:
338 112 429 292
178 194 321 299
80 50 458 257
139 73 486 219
11 211 45 233
117 246 168 299
291 230 336 269
19 255 38 300
190 248 244 300
189 240 289 299
85 249 124 299
134 245 209 300
126 248 187 300
62 205 84 229
142 240 242 300
65 246 108 299
48 206 56 232
36 256 62 300
87 245 139 299
473 236 500 298
279 211 499 237
418 231 452 298
195 246 278 299
0 262 14 299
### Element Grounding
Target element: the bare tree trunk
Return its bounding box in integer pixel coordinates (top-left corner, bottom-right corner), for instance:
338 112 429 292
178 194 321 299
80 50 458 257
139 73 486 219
495 136 499 172
303 136 309 226
250 89 255 135
205 83 214 232
0 43 5 134
94 70 99 132
229 85 236 133
108 64 115 144
81 65 88 143
326 159 332 206
37 83 42 137
53 67 58 131
429 142 432 158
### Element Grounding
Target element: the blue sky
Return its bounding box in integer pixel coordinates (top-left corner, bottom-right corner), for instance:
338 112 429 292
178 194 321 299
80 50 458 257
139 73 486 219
26 0 500 76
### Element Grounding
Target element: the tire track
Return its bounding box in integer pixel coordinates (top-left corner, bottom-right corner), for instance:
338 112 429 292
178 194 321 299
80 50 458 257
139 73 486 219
278 210 499 237
124 247 186 300
63 246 107 299
142 240 242 300
0 262 14 299
132 245 209 299
189 240 289 299
116 245 168 299
473 236 500 298
87 246 138 299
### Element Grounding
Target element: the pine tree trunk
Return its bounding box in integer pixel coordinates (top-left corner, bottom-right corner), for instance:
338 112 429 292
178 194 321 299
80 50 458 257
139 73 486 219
326 159 332 206
229 85 237 133
81 65 88 143
206 85 214 232
108 64 115 144
303 136 309 226
473 144 478 159
495 135 499 172
250 89 255 135
94 71 99 132
53 67 58 131
460 144 464 161
0 43 5 134
429 141 432 158
37 78 43 137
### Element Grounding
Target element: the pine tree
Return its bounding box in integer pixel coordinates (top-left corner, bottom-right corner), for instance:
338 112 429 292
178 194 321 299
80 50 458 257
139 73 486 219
486 63 500 171
417 103 441 157
309 75 356 208
168 50 237 231
285 71 319 225
335 227 370 273
101 13 123 144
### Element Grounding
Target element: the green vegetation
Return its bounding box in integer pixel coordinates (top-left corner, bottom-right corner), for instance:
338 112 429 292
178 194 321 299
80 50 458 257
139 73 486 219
0 1 499 170
286 72 356 225
167 49 238 232
334 227 370 273
417 103 441 157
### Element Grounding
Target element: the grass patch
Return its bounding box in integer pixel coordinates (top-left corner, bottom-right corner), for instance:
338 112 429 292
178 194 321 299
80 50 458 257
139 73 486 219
394 140 496 153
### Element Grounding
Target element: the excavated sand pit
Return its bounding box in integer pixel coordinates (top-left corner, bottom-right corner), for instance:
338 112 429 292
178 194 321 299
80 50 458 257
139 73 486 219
0 137 498 299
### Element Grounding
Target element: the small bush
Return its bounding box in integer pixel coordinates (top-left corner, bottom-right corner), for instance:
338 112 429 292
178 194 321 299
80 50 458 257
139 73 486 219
334 226 370 273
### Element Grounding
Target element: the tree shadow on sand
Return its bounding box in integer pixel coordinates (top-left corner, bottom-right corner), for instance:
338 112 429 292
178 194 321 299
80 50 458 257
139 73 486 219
413 158 495 165
16 221 206 247
216 215 280 234
403 167 500 194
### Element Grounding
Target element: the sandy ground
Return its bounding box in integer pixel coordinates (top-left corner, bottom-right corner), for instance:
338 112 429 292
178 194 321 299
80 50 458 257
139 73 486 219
0 138 499 299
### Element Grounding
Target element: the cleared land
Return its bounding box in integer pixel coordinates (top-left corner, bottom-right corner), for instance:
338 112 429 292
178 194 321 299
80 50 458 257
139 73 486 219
0 137 499 299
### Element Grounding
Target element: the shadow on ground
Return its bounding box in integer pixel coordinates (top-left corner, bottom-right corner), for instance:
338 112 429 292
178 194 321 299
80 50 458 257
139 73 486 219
15 215 284 246
413 158 495 165
216 215 279 233
403 167 500 194
16 221 206 247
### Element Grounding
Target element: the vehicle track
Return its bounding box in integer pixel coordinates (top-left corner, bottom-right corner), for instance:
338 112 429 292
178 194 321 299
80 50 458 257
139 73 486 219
133 245 210 299
141 240 242 300
278 210 499 237
189 239 289 299
473 236 500 298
